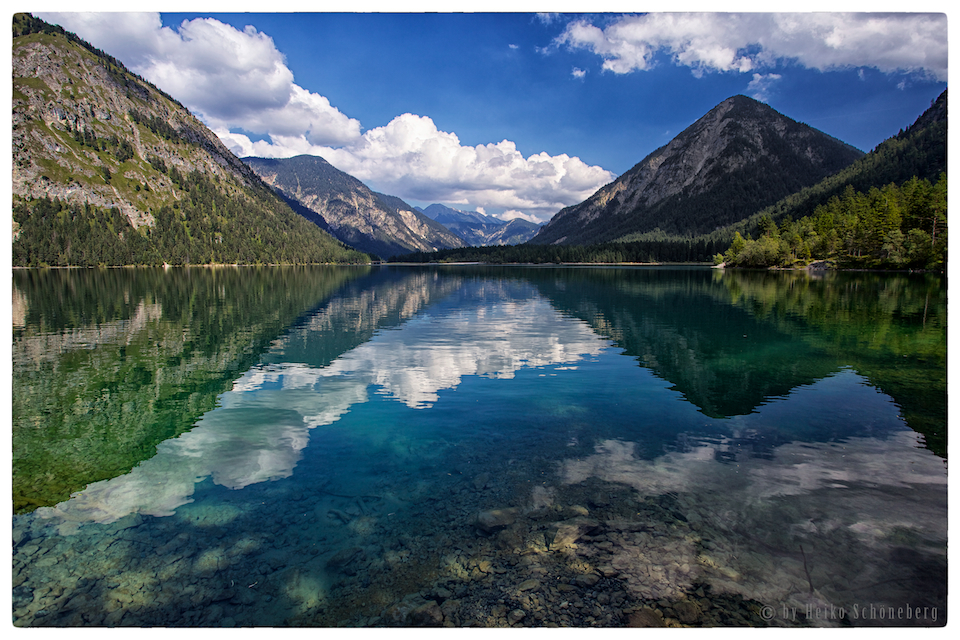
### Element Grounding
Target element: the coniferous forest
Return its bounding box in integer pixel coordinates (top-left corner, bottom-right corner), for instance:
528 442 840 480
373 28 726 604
392 237 727 264
717 174 946 270
12 170 372 267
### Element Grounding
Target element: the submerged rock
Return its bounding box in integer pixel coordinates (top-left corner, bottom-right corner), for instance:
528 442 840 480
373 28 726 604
673 599 702 624
440 600 461 626
548 517 601 550
627 606 667 627
326 546 363 569
472 473 491 491
508 608 526 624
495 526 523 550
475 508 519 533
383 593 444 626
409 600 444 626
517 578 540 593
575 572 601 588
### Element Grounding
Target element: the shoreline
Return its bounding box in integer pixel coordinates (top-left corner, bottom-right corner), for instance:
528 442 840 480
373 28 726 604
11 262 944 274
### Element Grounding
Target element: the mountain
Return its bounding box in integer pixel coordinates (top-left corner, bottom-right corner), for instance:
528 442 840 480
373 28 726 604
716 90 947 270
242 155 464 258
373 192 421 218
906 89 947 135
421 203 542 246
11 14 367 266
731 89 947 231
530 94 865 246
421 203 499 226
372 191 471 252
485 218 544 246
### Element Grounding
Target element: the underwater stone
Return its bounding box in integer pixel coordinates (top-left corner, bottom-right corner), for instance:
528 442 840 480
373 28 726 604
517 579 540 592
473 473 491 491
200 604 224 625
588 493 610 507
574 573 601 588
508 608 526 624
674 599 702 624
409 600 444 626
598 564 618 578
111 513 143 531
494 527 523 550
476 508 518 533
326 546 363 569
627 606 667 627
13 526 30 548
548 517 600 550
382 593 431 626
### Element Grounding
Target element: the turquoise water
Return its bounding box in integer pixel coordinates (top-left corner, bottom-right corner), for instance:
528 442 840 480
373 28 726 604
11 266 946 626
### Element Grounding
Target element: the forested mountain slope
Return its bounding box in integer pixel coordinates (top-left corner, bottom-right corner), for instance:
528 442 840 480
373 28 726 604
717 90 947 271
12 13 368 266
723 89 947 237
530 95 865 245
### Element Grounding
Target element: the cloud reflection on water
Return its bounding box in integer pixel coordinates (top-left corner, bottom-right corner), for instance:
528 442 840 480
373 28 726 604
558 369 946 616
38 295 607 530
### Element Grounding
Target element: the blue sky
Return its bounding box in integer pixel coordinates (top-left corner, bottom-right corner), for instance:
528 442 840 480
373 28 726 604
37 4 949 222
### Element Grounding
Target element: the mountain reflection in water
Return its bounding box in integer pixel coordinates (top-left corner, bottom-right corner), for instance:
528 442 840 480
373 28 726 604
37 284 606 527
12 266 946 627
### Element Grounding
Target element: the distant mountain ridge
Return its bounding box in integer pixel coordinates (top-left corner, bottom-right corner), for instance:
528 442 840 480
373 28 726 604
242 155 464 258
420 203 542 246
485 218 543 246
530 94 865 246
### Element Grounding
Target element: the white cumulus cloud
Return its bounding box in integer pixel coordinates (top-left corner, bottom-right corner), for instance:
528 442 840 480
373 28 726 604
556 13 947 81
225 113 614 220
321 114 615 219
37 11 612 218
39 12 362 146
500 210 542 223
746 73 782 102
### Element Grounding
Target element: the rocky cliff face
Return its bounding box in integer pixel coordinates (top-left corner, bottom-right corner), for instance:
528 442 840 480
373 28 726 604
484 218 543 246
12 14 362 266
244 155 465 258
14 22 260 230
531 95 864 245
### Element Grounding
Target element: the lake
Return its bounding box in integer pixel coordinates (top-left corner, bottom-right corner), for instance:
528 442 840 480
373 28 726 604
11 265 946 627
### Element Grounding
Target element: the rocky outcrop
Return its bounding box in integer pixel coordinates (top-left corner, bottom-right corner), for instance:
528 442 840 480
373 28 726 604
13 27 261 230
244 155 465 258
